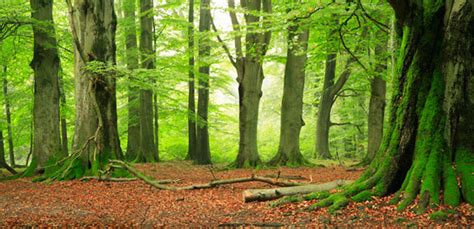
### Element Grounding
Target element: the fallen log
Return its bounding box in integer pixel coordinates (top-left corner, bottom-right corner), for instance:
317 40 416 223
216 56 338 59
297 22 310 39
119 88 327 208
242 179 353 202
109 160 307 190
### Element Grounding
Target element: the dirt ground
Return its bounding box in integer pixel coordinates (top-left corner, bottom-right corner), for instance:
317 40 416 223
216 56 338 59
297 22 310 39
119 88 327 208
0 161 472 227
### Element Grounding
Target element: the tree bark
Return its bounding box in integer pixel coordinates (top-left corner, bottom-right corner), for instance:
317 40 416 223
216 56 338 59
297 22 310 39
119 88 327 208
44 0 123 180
365 76 386 164
186 0 197 161
316 0 473 212
2 66 14 167
315 52 336 159
59 70 69 156
138 0 158 162
195 0 212 164
123 0 140 161
30 0 62 169
270 21 309 165
233 0 272 167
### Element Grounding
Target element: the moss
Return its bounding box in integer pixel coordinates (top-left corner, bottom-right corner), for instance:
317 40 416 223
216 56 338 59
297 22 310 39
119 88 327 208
455 147 474 205
429 210 449 221
442 151 460 206
328 195 349 214
269 195 303 208
352 190 373 202
304 191 330 201
398 69 445 211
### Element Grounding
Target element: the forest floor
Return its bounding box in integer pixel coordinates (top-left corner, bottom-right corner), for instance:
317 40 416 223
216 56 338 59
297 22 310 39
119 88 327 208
0 161 472 227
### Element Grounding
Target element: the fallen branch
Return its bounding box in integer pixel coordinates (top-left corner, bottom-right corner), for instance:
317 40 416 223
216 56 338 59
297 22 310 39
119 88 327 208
263 174 308 180
242 179 353 202
79 176 180 184
109 160 307 191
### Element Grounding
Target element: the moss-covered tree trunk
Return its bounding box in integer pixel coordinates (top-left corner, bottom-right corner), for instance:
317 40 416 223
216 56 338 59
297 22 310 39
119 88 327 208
43 0 122 180
269 21 309 166
315 0 473 212
195 0 212 164
138 0 158 162
30 0 62 169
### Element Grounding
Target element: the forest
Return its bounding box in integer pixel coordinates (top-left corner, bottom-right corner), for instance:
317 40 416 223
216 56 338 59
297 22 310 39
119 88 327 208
0 0 472 227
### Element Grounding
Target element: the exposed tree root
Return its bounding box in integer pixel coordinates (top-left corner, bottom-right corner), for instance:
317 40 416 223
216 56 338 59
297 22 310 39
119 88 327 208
109 160 308 191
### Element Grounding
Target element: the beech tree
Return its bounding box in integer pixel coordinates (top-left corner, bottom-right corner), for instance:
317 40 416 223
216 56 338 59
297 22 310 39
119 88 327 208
138 0 158 162
123 0 140 161
186 0 197 160
313 0 473 212
216 0 272 167
2 66 15 167
195 0 212 164
30 0 62 169
269 8 309 166
41 0 123 180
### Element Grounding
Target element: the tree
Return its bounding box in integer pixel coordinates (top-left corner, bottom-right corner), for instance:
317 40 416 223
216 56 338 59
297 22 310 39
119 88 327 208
315 23 367 159
0 130 16 174
195 0 212 164
138 0 158 162
269 11 309 166
30 0 62 169
216 0 272 167
186 0 197 161
42 0 123 180
2 65 15 167
59 70 68 157
314 0 473 212
123 0 140 161
315 20 337 159
363 31 388 165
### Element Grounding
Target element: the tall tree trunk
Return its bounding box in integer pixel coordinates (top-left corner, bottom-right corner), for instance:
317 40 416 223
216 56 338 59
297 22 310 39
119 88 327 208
45 0 122 180
314 26 367 159
363 39 387 165
59 70 69 156
138 0 158 162
365 76 386 164
315 0 473 212
153 94 159 154
2 66 14 167
270 22 309 166
234 0 272 168
123 0 140 161
186 0 197 161
195 0 212 164
315 52 336 159
30 0 62 169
